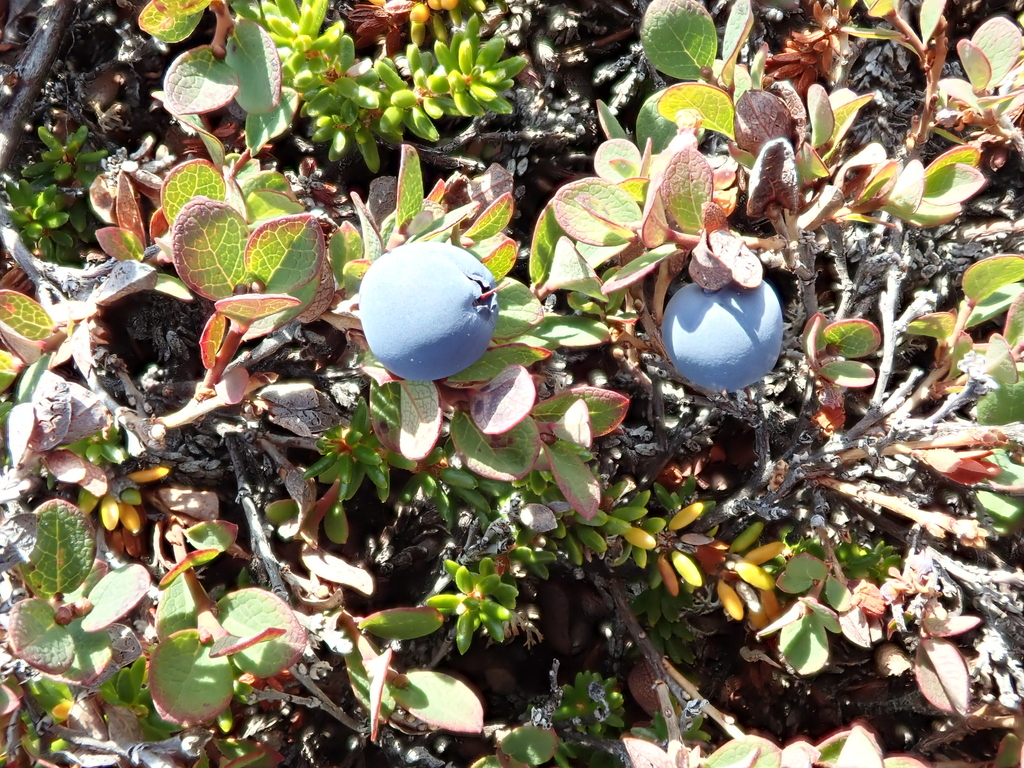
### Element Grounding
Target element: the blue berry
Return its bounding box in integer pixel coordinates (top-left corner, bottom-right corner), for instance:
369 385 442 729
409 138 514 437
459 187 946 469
359 242 499 381
662 281 784 393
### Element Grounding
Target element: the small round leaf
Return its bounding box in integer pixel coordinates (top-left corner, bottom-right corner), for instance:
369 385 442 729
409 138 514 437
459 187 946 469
217 588 306 677
149 629 233 725
81 564 151 633
8 598 74 674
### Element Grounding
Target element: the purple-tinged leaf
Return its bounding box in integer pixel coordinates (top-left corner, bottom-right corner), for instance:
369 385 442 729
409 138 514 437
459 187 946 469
822 319 880 359
216 588 306 676
747 137 799 217
445 344 551 384
549 398 592 448
963 255 1024 304
601 245 675 295
44 450 109 497
544 440 600 520
915 637 971 715
734 90 794 155
470 365 536 435
366 646 392 741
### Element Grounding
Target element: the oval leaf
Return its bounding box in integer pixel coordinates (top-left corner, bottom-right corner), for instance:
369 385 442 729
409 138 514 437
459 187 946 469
390 670 484 734
217 588 306 677
149 629 234 725
24 499 95 598
225 19 282 114
81 564 151 632
450 410 541 481
470 365 537 435
8 598 74 674
641 0 717 79
163 46 239 115
359 607 445 640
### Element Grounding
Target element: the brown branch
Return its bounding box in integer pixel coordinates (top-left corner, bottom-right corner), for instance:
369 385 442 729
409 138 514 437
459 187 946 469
0 0 75 173
815 476 988 548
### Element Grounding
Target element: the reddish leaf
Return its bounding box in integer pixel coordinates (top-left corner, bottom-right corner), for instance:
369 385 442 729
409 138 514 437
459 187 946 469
921 614 982 638
734 89 794 155
115 172 146 250
469 365 537 435
44 450 109 497
543 440 600 520
367 647 392 741
621 737 675 768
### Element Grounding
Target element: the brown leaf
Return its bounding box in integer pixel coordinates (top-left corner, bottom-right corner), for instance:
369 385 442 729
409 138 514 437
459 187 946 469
734 90 794 155
44 450 109 497
154 488 220 521
747 138 800 218
255 383 341 437
301 544 375 595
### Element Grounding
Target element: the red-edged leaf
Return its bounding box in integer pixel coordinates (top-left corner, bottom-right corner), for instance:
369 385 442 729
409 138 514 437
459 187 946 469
543 440 600 520
921 614 982 638
530 386 629 436
159 549 221 588
915 637 971 715
367 647 392 741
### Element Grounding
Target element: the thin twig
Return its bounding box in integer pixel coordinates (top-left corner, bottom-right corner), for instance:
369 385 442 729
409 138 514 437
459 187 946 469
226 434 290 600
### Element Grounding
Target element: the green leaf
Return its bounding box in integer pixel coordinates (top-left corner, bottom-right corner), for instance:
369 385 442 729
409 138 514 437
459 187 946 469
720 0 753 87
978 379 1024 425
780 612 830 675
479 236 517 281
215 293 302 324
818 360 876 387
660 147 713 234
155 571 199 639
161 159 226 223
705 736 783 768
530 386 629 436
1005 290 1024 346
159 549 221 588
640 0 717 80
822 319 880 358
636 89 679 155
246 87 299 154
390 670 484 734
184 520 237 552
963 255 1024 304
225 19 282 114
138 0 205 43
529 203 564 286
519 315 611 349
601 245 675 295
544 440 600 520
922 163 986 206
0 290 55 342
465 194 514 241
246 214 324 294
500 726 559 766
57 618 114 686
544 238 604 299
552 179 641 246
596 100 629 140
163 46 239 115
807 84 835 149
24 500 95 598
359 607 445 640
171 198 248 299
329 222 363 287
919 0 945 45
81 564 151 633
493 279 544 340
8 598 73 674
395 145 424 231
445 344 551 383
245 190 305 222
398 379 442 461
149 629 234 725
776 553 827 594
906 311 956 338
96 227 145 262
593 140 643 183
657 83 736 139
967 282 1024 327
958 38 992 90
450 410 541 481
217 588 306 677
972 16 1023 86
